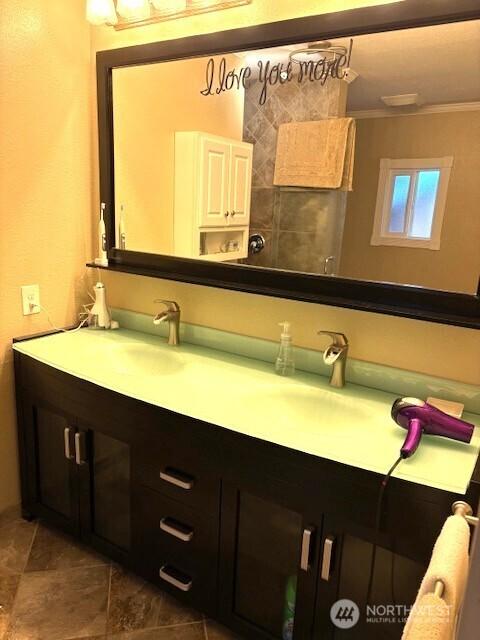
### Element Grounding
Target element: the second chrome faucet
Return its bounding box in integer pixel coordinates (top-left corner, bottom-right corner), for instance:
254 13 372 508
153 300 181 345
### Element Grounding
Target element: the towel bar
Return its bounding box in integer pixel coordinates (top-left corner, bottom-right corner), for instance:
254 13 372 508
434 580 445 598
452 501 479 527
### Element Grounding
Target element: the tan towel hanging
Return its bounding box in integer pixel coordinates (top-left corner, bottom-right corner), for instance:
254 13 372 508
273 118 356 191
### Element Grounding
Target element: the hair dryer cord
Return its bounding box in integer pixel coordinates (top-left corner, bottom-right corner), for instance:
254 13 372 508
366 455 403 605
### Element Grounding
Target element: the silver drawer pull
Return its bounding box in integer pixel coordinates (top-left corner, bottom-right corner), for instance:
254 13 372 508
300 526 315 572
160 469 194 491
160 517 194 543
321 535 335 581
159 565 192 592
64 427 74 460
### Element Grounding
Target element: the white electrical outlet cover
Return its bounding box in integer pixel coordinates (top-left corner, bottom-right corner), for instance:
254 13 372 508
21 285 40 316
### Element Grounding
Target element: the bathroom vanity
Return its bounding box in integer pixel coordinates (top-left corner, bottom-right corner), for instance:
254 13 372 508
13 327 480 640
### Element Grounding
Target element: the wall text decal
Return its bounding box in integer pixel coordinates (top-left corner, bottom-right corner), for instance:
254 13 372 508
200 40 353 105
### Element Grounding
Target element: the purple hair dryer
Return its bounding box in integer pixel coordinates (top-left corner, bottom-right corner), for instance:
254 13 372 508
391 397 475 458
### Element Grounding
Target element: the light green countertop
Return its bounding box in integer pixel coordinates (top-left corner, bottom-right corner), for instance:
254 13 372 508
13 328 480 494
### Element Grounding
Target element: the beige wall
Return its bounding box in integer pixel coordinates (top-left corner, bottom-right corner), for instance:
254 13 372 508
113 56 244 254
0 0 91 510
340 111 480 293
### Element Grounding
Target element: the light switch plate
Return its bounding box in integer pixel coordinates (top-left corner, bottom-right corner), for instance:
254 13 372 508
21 285 40 316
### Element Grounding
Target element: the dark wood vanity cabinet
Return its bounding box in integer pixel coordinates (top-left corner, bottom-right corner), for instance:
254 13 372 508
17 381 132 563
14 352 480 640
219 479 322 639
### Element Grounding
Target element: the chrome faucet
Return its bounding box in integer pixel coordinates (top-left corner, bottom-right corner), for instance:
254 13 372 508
153 300 181 346
318 331 349 388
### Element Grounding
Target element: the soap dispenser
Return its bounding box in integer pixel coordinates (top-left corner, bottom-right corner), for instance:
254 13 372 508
275 321 295 376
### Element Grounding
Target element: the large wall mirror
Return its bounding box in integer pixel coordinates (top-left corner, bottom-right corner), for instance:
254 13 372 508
96 0 480 327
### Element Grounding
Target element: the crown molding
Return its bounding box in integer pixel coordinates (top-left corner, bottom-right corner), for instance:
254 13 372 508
348 101 480 119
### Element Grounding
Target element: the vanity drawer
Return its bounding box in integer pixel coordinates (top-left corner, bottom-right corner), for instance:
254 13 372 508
132 486 218 613
134 441 220 514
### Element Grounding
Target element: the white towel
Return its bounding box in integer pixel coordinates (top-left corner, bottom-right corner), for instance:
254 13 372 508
402 593 451 640
402 515 470 640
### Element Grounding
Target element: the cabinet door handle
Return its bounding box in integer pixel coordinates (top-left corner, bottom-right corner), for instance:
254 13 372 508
64 427 74 460
300 526 315 572
160 468 194 491
230 210 236 217
159 565 192 592
321 535 335 581
224 211 229 218
74 432 87 466
160 517 194 543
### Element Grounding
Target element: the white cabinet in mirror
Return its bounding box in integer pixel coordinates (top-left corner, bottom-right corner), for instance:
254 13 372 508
112 18 480 294
173 132 252 261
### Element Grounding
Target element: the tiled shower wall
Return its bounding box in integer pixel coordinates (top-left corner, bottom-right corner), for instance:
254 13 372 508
243 74 348 274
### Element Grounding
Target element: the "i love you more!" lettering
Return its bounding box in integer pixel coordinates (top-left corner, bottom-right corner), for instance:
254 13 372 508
200 40 353 105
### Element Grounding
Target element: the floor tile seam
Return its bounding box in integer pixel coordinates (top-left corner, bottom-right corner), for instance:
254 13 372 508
23 561 110 576
4 520 40 636
19 521 38 574
105 564 113 637
105 620 206 639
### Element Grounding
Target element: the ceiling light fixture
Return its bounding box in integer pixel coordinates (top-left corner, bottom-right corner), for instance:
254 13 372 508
86 0 118 25
86 0 252 29
116 0 151 19
151 0 187 11
381 93 425 108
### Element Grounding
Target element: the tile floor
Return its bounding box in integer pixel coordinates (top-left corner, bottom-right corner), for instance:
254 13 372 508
0 507 241 640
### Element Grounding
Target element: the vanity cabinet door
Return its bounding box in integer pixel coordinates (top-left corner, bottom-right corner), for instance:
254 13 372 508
21 399 80 535
228 143 252 227
199 136 230 227
219 481 321 640
314 516 427 640
77 427 132 562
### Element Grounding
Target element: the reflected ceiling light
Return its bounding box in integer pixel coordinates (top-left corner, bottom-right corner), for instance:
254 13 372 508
116 0 151 20
151 0 187 11
86 0 117 25
382 93 425 107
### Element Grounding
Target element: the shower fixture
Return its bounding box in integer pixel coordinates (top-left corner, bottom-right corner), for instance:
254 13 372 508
289 42 349 65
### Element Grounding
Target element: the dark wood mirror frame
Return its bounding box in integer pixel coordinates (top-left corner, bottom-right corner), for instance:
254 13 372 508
92 0 480 329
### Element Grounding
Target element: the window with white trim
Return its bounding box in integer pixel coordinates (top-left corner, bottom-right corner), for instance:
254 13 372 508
371 157 453 250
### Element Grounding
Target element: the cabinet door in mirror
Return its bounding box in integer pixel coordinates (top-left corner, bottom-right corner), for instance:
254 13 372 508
111 19 480 295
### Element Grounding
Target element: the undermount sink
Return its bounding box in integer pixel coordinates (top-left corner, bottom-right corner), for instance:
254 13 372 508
106 342 185 376
246 385 369 423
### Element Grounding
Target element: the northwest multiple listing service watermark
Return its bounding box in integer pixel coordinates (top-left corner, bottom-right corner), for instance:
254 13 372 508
330 599 451 630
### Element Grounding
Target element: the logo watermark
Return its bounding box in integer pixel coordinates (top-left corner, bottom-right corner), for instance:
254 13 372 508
330 599 360 629
330 600 451 629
